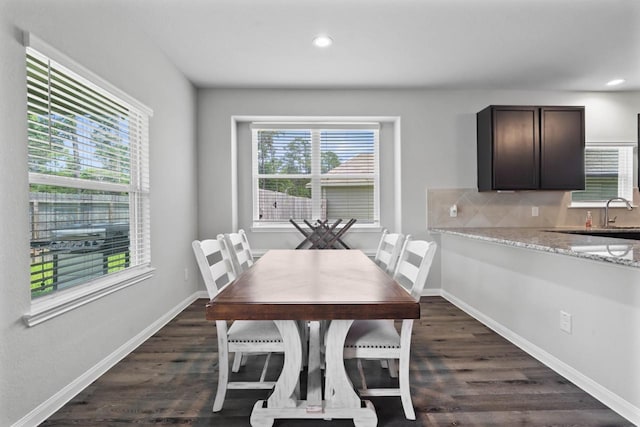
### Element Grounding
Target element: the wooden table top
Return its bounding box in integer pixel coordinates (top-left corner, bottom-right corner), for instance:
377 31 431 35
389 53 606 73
206 249 420 321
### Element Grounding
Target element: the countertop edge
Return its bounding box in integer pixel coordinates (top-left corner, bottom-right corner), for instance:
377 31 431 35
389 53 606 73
430 227 640 269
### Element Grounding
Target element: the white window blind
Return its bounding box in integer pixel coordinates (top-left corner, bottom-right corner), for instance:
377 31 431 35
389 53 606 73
251 123 379 225
27 46 151 298
572 143 634 203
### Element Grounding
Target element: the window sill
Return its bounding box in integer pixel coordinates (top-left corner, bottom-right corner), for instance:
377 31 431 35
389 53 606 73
24 265 155 327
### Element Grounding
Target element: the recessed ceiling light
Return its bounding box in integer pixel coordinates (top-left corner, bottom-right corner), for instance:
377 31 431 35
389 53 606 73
312 35 333 48
606 78 625 86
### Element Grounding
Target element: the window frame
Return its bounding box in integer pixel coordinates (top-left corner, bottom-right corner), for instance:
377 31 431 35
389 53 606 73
570 142 636 208
24 34 154 326
250 122 381 228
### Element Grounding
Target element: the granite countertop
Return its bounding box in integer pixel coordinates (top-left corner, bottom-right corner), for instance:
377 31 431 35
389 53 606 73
430 227 640 268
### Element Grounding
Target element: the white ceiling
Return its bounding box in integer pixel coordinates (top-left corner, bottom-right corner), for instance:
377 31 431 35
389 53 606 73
120 0 640 91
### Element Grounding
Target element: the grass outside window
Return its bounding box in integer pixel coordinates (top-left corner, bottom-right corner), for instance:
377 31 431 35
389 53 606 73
30 252 128 298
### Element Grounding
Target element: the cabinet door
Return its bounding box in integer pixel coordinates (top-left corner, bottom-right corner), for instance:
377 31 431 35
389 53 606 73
492 107 539 190
539 107 585 190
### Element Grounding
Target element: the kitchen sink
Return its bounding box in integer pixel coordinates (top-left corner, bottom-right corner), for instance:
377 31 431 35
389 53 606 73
550 228 640 241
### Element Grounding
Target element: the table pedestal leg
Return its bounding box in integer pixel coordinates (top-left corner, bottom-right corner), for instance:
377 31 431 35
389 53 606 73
249 319 377 427
324 319 377 426
250 320 301 427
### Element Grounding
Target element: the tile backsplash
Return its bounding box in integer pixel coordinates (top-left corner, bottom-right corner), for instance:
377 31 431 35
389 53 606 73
427 188 640 229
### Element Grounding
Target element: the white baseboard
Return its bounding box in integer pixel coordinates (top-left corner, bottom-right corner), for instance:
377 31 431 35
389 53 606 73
194 289 209 299
15 288 638 426
12 291 203 427
441 289 639 426
421 288 442 297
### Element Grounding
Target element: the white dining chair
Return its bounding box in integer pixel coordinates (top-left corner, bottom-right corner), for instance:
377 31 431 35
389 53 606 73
223 229 311 371
223 229 254 274
373 229 405 275
192 236 284 412
343 237 437 420
220 229 259 371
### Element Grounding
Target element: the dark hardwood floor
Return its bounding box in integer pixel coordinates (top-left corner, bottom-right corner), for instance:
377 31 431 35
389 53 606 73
41 297 632 426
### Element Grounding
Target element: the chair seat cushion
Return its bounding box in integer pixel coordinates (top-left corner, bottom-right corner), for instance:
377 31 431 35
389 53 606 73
227 320 283 343
345 319 400 348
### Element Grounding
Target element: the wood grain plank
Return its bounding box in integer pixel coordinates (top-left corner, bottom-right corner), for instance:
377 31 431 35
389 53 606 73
41 297 633 426
206 250 420 321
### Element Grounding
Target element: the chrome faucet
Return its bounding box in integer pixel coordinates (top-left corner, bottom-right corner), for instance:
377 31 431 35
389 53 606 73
603 197 633 227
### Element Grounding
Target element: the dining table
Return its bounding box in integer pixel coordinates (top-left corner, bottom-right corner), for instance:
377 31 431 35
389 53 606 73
205 249 420 426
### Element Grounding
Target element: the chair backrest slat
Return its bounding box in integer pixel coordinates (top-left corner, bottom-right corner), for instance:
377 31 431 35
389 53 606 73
223 229 254 275
192 236 236 299
374 229 405 274
392 238 437 300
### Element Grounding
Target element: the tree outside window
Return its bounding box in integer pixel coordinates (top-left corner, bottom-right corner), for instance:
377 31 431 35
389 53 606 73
252 125 379 225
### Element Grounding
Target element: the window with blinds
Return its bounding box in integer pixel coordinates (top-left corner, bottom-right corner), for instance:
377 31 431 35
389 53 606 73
251 123 379 225
27 46 151 299
572 143 634 203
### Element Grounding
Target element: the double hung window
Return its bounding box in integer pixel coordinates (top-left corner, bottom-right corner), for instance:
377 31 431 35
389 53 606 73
27 44 152 299
572 143 635 204
251 123 379 226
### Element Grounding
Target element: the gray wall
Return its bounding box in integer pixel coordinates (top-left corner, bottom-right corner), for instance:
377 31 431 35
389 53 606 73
0 1 198 425
440 233 640 423
1 1 640 424
197 88 640 288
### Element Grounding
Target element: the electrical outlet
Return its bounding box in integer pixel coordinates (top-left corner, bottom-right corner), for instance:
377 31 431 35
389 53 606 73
532 206 539 217
560 311 572 334
449 204 458 217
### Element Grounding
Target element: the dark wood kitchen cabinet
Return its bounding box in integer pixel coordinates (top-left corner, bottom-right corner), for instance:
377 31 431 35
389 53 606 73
477 105 585 191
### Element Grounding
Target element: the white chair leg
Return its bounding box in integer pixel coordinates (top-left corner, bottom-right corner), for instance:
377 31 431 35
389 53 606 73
298 320 309 369
320 320 329 369
232 352 242 372
259 352 272 382
213 333 229 412
398 352 415 420
356 359 368 391
387 359 398 378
